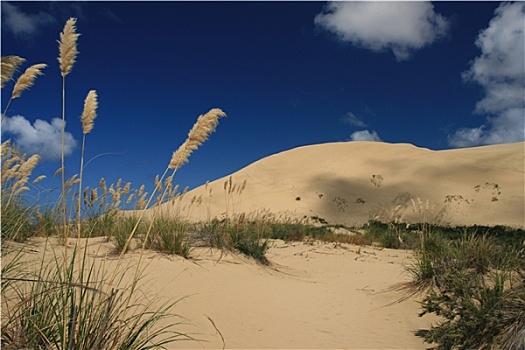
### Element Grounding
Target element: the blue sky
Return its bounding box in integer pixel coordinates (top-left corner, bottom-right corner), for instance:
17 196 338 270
1 1 524 207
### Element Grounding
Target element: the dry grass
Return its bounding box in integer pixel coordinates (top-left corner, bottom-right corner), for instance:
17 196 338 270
58 17 79 77
1 55 26 88
80 90 98 134
11 63 47 99
169 108 226 170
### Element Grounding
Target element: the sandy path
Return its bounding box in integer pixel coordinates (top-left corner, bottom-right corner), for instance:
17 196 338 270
130 240 437 349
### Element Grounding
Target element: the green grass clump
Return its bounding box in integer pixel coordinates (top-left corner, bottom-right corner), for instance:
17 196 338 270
2 248 188 349
199 215 270 264
406 230 525 349
146 215 192 258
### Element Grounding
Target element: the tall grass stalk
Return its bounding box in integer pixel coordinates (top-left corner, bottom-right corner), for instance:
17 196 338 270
58 17 79 260
76 90 98 240
57 18 80 346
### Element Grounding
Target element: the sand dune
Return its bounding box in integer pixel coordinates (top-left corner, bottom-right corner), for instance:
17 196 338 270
159 141 525 228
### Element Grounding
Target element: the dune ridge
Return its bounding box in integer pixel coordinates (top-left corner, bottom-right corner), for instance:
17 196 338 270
158 141 525 228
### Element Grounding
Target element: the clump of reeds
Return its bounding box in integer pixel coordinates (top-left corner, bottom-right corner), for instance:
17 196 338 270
1 140 43 242
2 247 189 349
1 17 195 349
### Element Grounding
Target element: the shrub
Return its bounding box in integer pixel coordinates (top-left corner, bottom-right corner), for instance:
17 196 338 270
412 232 525 349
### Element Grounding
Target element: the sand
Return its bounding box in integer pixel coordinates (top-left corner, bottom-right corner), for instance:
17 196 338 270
154 242 437 349
16 237 437 349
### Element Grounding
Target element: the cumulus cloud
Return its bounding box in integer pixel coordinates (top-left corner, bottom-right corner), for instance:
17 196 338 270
315 1 449 61
2 115 78 161
342 112 367 127
449 2 525 148
350 130 382 142
1 2 54 36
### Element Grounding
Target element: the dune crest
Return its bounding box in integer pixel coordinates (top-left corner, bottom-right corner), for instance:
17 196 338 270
158 141 525 228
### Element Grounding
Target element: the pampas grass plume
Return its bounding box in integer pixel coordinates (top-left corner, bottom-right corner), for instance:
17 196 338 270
80 90 98 134
58 18 80 77
1 139 11 158
169 108 226 170
11 64 47 99
1 56 26 88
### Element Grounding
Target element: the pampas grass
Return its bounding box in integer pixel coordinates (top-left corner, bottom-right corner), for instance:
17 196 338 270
80 90 98 134
117 108 227 259
58 18 79 77
169 108 226 170
77 90 99 239
1 141 41 241
1 55 26 88
2 17 193 349
11 63 47 99
58 17 80 251
1 62 47 123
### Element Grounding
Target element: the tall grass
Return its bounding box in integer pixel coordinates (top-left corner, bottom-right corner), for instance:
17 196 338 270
1 17 225 349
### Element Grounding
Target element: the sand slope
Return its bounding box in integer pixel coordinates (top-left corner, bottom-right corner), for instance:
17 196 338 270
159 141 524 228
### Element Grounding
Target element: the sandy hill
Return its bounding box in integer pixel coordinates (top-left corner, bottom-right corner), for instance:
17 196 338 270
157 141 524 228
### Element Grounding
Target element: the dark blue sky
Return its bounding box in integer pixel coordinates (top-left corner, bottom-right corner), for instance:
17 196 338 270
2 1 524 206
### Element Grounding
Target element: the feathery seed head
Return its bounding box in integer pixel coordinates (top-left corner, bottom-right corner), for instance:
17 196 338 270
12 63 47 99
83 187 89 205
1 56 26 88
154 175 162 191
122 181 131 195
1 139 11 158
33 175 47 184
90 188 98 206
53 166 64 177
168 108 226 170
19 154 41 177
80 90 98 134
58 18 80 77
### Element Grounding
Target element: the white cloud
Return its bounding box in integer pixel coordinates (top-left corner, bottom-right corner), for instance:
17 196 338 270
1 2 54 36
350 130 382 142
2 115 78 161
315 1 449 61
342 112 367 127
449 2 525 147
